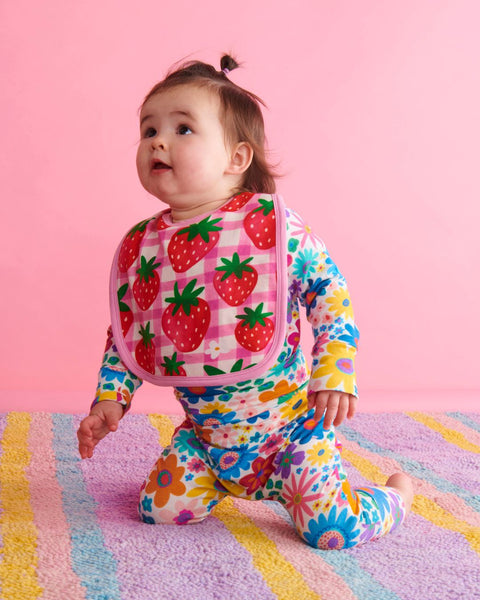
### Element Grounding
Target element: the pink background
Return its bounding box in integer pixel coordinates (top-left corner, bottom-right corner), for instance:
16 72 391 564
1 1 479 414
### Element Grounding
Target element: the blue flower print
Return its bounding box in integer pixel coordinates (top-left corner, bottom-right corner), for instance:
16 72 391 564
324 254 340 278
303 506 361 550
195 410 236 428
338 323 360 349
210 446 258 480
141 496 153 513
357 487 390 521
304 277 331 316
246 410 270 424
140 514 156 524
289 412 326 444
176 385 226 404
293 249 319 282
250 431 262 443
173 429 204 457
99 366 126 384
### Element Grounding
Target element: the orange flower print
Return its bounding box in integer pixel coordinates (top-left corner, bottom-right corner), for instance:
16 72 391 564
145 454 186 509
259 380 298 403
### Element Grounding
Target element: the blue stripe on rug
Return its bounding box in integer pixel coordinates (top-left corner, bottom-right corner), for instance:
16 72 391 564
447 412 480 434
52 414 122 600
338 423 480 513
264 500 403 600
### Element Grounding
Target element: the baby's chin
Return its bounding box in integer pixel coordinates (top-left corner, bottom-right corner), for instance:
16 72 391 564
164 194 235 222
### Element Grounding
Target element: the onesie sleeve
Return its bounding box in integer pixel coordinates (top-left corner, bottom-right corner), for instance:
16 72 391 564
91 326 143 412
285 208 359 397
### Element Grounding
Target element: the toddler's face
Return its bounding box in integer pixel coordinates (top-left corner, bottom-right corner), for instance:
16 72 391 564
136 85 239 220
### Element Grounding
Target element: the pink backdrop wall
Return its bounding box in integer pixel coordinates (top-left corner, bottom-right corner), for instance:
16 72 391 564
1 0 479 413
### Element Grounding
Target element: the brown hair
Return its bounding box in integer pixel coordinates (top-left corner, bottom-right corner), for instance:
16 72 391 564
142 55 276 194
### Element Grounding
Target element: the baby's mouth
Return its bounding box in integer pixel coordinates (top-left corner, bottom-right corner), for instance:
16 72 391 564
151 160 172 171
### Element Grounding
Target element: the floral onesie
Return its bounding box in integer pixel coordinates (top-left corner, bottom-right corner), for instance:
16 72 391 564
93 195 406 550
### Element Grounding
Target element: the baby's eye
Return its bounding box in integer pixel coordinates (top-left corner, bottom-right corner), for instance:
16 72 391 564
177 125 192 135
143 127 157 138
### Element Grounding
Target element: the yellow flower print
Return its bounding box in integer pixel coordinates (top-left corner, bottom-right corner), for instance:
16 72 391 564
312 342 356 392
279 389 308 421
187 473 244 504
200 401 229 415
307 441 333 468
326 288 354 319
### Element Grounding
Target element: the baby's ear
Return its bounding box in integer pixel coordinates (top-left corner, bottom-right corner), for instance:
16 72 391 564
227 142 253 175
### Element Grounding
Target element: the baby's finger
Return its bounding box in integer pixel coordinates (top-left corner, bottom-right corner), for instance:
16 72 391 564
78 441 93 459
323 394 339 429
347 396 358 420
333 396 349 426
314 393 329 422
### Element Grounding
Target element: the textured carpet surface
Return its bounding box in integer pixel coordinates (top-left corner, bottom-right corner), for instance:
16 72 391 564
0 411 479 600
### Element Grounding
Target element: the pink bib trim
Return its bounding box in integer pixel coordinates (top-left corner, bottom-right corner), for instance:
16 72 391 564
109 193 288 386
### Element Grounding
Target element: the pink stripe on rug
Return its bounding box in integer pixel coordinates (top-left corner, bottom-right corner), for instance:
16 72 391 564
232 497 357 600
337 432 480 528
28 413 86 599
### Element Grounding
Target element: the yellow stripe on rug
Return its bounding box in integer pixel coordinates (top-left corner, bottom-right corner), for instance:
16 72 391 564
148 414 320 600
214 497 321 600
0 412 43 598
407 412 480 454
340 445 480 557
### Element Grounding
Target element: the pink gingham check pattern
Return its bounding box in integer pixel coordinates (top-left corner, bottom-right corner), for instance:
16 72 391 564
109 194 287 387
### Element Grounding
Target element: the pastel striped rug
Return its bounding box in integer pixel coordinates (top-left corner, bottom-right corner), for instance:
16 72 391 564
1 411 479 600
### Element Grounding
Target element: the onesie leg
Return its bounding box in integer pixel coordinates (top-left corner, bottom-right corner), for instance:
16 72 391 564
271 411 406 549
139 419 228 525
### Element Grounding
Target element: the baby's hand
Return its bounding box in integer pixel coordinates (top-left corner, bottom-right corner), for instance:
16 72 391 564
308 391 357 429
77 401 123 459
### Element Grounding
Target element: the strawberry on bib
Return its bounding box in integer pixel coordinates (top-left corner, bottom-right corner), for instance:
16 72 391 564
110 193 288 386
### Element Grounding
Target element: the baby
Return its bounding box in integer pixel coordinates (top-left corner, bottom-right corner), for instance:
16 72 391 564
77 55 413 550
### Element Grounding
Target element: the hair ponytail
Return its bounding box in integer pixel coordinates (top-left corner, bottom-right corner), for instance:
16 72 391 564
219 54 239 76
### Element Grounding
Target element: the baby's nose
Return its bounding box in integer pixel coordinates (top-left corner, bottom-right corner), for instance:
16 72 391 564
150 133 165 150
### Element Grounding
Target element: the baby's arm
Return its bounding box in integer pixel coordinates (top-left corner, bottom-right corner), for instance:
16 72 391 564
286 208 359 427
77 327 143 458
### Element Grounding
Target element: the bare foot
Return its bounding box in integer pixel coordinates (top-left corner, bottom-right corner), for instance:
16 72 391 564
386 473 414 514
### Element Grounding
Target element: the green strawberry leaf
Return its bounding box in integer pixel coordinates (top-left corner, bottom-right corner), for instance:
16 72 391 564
204 365 226 376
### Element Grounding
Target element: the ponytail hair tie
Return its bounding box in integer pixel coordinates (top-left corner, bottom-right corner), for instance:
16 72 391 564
220 54 239 77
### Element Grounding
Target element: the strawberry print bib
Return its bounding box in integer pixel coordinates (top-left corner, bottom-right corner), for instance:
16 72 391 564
109 193 288 386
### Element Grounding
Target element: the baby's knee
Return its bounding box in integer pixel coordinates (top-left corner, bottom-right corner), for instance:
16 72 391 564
291 506 362 550
138 482 214 526
138 491 210 525
297 525 352 550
